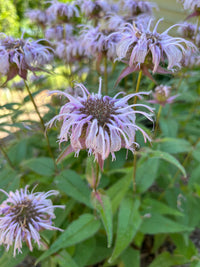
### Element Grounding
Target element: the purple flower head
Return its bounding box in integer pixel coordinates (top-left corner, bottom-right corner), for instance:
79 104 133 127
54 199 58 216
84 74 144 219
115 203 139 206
26 10 48 27
46 0 79 23
80 26 121 60
122 0 158 17
45 24 73 41
149 85 178 106
79 0 112 18
178 22 198 40
178 0 200 11
178 22 200 46
181 50 200 67
46 78 153 170
115 19 197 74
0 186 65 256
105 13 126 31
55 37 86 63
0 34 54 84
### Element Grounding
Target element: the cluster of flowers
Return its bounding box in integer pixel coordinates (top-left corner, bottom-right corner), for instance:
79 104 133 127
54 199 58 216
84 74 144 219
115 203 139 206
25 0 197 76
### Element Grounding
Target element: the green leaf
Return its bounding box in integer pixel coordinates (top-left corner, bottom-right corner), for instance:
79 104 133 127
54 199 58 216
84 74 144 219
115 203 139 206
149 252 187 267
53 250 79 267
21 157 55 176
144 149 186 177
87 235 112 265
142 198 183 217
160 118 178 138
189 165 200 187
8 139 29 165
140 213 193 234
109 197 142 263
192 142 200 162
157 138 191 154
36 214 101 264
55 170 92 207
171 234 198 260
107 169 132 213
121 247 140 267
136 157 159 193
91 190 113 248
73 238 96 267
0 168 20 202
0 247 29 267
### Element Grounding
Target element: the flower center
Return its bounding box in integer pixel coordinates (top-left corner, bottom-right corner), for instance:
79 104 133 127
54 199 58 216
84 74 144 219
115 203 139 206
80 97 116 126
10 200 41 227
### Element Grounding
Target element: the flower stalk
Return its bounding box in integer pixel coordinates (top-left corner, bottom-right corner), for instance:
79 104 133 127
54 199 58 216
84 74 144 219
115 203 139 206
104 54 108 95
0 145 15 170
133 70 142 192
24 81 56 170
154 105 162 138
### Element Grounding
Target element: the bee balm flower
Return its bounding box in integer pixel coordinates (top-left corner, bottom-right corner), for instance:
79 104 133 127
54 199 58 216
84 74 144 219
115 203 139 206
0 34 53 84
46 78 153 170
149 85 179 106
178 0 200 12
115 19 196 79
0 186 64 256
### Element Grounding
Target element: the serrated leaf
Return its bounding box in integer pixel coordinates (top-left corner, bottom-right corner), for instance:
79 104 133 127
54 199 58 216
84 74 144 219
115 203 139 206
91 190 113 248
109 197 142 263
55 170 92 207
36 214 101 264
144 149 186 177
21 157 55 176
107 169 132 213
140 213 193 234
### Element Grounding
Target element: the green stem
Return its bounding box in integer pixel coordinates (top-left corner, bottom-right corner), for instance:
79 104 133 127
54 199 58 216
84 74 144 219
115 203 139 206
154 105 162 138
195 16 200 43
0 145 15 170
104 55 108 95
134 70 142 107
94 162 100 191
24 80 57 170
133 70 142 192
24 80 45 130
